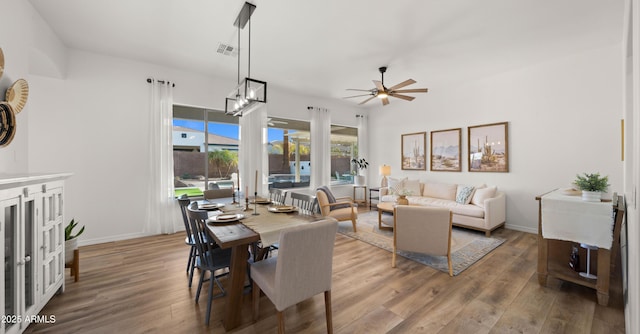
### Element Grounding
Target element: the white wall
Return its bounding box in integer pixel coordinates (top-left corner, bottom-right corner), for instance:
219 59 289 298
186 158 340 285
368 44 623 233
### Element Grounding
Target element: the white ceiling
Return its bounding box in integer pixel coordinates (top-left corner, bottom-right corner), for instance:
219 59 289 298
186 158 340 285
28 0 624 105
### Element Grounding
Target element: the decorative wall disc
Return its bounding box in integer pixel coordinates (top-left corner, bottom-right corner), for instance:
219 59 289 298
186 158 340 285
6 78 29 113
0 102 16 147
0 47 4 79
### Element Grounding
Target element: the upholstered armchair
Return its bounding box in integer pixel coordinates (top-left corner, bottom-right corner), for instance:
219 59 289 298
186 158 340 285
316 186 357 232
393 205 453 276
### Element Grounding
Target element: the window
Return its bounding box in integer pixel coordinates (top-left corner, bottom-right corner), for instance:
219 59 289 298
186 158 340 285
330 125 358 185
267 117 311 189
172 105 239 197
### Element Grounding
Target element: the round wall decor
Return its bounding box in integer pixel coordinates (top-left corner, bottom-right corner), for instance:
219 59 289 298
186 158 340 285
6 78 29 113
0 102 16 147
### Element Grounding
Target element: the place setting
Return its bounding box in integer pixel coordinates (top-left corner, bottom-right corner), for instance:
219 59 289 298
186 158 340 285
207 212 245 224
267 205 298 213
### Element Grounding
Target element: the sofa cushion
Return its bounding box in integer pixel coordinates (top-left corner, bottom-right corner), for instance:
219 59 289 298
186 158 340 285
423 182 457 200
402 179 421 196
409 196 484 218
388 177 406 195
471 186 497 207
456 185 476 204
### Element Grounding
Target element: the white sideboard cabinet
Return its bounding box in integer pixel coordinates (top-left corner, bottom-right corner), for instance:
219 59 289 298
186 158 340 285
1 173 71 334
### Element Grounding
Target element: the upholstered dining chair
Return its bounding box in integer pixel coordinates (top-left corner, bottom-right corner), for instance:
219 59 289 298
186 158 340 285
250 218 339 334
316 186 357 232
178 196 198 287
393 205 453 276
269 188 288 205
290 192 318 215
186 203 233 326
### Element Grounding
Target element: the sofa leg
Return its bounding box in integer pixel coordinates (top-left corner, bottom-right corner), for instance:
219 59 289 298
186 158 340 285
485 230 491 237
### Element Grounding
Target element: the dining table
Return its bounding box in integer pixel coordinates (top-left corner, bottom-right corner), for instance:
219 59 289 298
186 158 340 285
199 199 321 331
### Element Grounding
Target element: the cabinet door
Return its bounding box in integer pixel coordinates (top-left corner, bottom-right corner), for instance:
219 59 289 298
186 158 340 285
1 196 20 334
40 187 64 298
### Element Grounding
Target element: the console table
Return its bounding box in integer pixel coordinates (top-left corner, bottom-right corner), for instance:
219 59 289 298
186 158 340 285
536 190 624 306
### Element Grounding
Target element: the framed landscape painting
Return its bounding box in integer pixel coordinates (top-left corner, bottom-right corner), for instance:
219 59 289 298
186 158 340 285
468 122 509 172
430 128 461 172
401 132 426 170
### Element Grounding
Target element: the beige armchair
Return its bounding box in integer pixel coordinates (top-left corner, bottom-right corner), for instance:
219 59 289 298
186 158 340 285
393 205 453 276
316 187 357 232
250 218 339 333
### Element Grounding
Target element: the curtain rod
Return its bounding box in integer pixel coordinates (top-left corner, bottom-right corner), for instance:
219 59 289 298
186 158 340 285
146 78 176 87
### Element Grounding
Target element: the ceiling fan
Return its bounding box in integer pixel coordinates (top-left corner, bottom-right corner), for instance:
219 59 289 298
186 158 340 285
344 66 428 106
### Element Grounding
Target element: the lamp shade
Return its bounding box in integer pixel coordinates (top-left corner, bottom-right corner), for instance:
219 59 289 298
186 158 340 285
379 165 391 176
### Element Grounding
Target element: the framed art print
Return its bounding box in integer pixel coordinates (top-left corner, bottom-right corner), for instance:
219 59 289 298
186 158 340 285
430 128 461 172
468 122 508 172
401 132 426 170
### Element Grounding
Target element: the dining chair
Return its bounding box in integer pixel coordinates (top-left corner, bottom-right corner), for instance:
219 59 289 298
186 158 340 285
269 188 288 205
178 196 198 287
290 192 318 215
250 218 339 334
316 186 357 232
203 188 234 200
393 205 453 276
187 203 233 326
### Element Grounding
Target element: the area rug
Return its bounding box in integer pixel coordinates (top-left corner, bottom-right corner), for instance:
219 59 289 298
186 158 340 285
337 211 505 276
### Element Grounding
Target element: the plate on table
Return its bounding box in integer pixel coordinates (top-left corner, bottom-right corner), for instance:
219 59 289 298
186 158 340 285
208 213 244 223
198 202 225 210
268 205 297 213
251 198 271 204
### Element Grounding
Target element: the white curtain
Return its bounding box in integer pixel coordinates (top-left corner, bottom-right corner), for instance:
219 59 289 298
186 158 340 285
309 107 331 189
145 79 180 234
356 114 369 175
239 105 268 198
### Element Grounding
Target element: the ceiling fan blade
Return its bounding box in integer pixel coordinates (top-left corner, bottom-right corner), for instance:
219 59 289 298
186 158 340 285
358 96 377 105
373 80 384 91
389 93 415 101
388 79 416 91
344 93 374 99
381 97 390 106
346 88 373 92
392 88 429 93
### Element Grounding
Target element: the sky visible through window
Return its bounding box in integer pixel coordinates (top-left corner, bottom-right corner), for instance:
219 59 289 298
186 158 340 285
173 119 284 142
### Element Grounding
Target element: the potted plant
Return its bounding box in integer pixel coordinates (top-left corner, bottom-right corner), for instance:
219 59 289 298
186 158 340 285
574 172 609 202
351 158 369 186
65 218 85 264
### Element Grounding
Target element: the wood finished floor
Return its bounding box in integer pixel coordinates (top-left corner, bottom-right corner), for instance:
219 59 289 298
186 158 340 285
25 212 625 334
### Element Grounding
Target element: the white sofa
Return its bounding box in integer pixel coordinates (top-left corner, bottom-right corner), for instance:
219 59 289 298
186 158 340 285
380 179 506 236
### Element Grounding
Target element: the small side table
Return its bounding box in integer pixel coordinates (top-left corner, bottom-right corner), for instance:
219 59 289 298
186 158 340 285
369 187 380 209
353 185 367 206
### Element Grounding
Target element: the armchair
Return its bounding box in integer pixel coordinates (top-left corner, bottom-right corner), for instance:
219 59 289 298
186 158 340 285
316 186 357 232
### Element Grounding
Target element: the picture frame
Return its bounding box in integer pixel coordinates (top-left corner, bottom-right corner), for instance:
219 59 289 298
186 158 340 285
401 132 427 170
468 122 509 172
430 128 461 172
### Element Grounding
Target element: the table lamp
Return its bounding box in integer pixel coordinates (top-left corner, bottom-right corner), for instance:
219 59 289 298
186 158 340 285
379 165 391 187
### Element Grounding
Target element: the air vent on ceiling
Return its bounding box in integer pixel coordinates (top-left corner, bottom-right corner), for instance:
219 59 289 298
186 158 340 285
216 43 238 57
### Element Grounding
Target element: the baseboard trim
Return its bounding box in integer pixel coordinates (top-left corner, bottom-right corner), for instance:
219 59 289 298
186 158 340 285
505 223 537 234
78 232 152 246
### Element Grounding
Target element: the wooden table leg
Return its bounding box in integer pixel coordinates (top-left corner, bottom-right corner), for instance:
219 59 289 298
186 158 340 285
537 199 548 286
378 208 382 229
596 248 611 306
223 244 249 331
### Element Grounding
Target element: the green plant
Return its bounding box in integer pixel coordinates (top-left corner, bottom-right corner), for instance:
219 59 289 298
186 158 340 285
351 158 369 171
574 173 609 192
65 218 85 241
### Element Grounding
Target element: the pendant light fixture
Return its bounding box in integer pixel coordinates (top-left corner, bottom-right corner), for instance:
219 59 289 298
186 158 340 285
225 2 267 117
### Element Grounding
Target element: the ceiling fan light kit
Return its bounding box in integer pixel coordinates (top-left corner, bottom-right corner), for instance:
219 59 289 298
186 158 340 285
224 2 267 117
345 66 428 106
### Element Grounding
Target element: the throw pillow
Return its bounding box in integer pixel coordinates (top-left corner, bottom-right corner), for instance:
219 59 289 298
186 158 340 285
387 177 406 195
423 182 458 200
470 186 497 207
402 179 421 196
456 185 475 204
